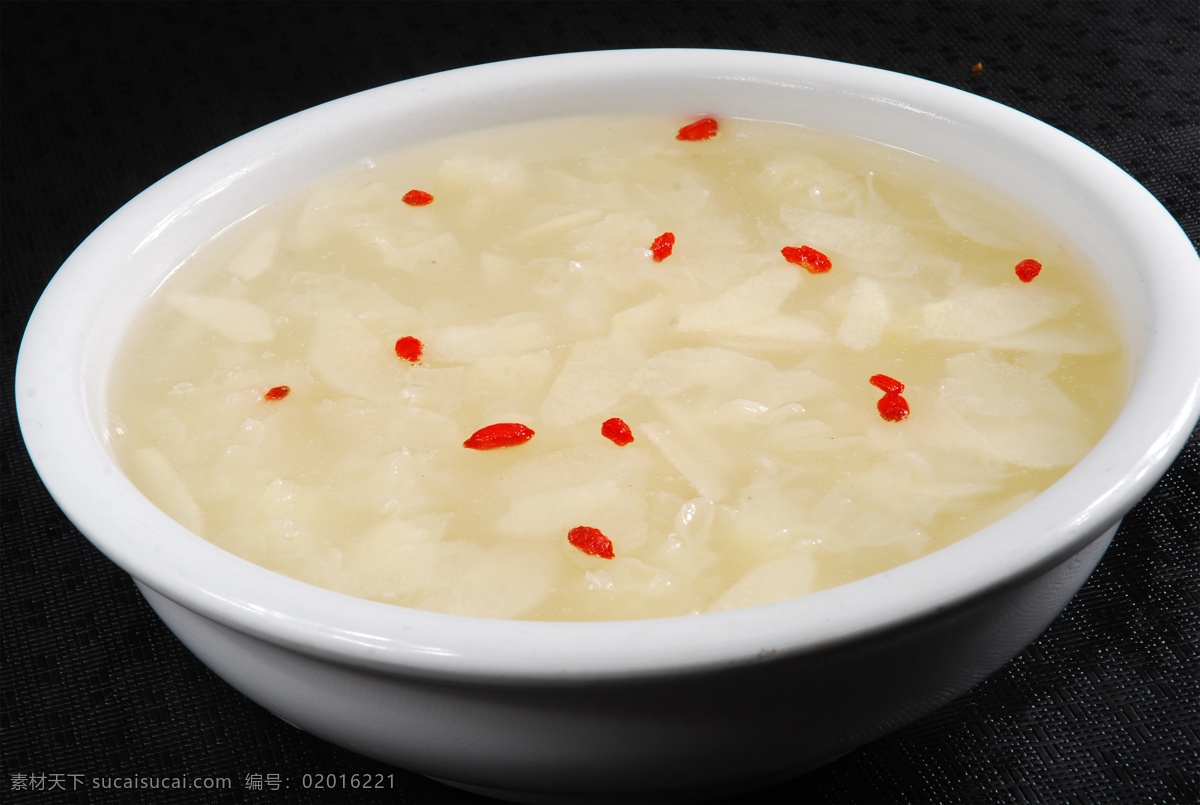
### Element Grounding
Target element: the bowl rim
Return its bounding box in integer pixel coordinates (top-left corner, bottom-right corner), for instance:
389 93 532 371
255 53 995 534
16 48 1200 684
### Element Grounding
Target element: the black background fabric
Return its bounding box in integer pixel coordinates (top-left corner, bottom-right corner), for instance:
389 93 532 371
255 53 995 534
3 2 1197 803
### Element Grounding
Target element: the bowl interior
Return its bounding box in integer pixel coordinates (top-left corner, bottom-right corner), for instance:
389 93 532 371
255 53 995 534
17 49 1200 681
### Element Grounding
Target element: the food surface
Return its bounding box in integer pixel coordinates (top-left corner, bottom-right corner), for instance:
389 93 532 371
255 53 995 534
107 115 1127 620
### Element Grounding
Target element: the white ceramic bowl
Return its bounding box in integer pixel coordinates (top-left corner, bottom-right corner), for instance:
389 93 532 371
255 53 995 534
16 49 1200 801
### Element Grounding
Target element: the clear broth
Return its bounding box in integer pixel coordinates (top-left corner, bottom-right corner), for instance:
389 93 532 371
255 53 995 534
108 115 1127 620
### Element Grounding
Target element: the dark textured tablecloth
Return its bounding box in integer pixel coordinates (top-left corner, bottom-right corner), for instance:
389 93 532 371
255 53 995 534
3 3 1197 803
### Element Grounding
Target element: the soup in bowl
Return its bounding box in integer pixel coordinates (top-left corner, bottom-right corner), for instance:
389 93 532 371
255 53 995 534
16 49 1200 800
105 113 1129 622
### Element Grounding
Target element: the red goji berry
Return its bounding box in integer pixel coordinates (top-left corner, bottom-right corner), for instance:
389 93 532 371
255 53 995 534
877 393 910 422
601 417 634 446
781 245 832 273
263 385 290 401
568 526 615 559
870 375 909 421
394 336 423 363
676 117 719 141
403 189 434 206
650 232 675 262
1015 259 1042 283
869 374 905 395
463 423 535 450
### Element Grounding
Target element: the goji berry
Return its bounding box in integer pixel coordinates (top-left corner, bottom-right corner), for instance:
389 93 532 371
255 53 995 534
877 394 910 422
568 526 615 559
1015 259 1042 283
394 336 424 363
676 117 719 141
781 245 832 273
869 374 905 395
870 375 909 422
463 423 535 450
601 417 634 446
403 189 434 206
650 232 675 262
